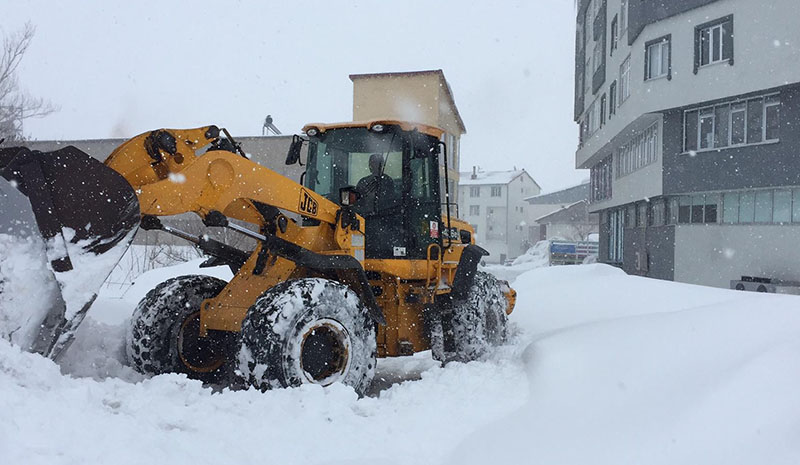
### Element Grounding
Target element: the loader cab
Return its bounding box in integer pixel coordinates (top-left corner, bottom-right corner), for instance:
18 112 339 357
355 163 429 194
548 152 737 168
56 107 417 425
302 122 443 260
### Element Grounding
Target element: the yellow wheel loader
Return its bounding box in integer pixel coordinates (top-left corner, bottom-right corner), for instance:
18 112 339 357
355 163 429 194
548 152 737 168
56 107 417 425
0 121 515 395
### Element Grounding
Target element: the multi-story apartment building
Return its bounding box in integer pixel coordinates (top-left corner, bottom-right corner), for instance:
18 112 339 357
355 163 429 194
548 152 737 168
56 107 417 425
576 0 800 287
458 167 541 263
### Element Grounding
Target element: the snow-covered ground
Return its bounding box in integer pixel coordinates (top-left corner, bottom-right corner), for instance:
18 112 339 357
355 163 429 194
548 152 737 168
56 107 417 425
2 260 800 464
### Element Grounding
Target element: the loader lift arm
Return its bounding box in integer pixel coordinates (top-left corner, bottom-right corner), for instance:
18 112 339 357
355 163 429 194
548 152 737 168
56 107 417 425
104 126 380 331
106 125 350 234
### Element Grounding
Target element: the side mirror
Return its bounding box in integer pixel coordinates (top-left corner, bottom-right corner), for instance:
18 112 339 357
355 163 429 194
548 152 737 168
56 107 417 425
460 229 472 244
285 135 304 165
339 186 361 206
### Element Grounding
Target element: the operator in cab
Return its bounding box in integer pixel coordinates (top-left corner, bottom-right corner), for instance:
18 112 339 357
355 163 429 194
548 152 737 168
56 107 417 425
354 153 395 215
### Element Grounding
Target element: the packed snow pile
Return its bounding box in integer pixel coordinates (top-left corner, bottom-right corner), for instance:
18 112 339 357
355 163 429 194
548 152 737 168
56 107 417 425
0 233 62 349
482 239 552 283
2 261 800 464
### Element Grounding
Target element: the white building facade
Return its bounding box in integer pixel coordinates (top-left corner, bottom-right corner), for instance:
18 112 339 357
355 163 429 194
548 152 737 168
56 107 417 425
576 0 800 287
458 168 541 263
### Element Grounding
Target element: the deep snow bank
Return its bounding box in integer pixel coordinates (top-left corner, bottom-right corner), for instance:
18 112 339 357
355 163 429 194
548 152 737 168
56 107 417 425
3 261 800 464
450 264 800 465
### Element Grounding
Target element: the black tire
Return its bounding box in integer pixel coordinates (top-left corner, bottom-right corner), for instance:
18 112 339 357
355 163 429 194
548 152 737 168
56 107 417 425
126 275 236 384
433 271 509 363
237 278 376 396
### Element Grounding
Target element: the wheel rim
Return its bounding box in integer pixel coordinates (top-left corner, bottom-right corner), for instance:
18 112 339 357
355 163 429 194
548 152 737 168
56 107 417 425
177 311 227 373
299 319 351 385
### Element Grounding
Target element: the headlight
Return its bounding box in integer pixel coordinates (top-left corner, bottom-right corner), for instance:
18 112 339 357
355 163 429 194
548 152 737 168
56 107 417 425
306 127 319 137
371 124 385 133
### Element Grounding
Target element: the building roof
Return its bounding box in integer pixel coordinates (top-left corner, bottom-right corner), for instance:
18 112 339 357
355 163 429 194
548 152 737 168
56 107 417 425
525 182 589 205
458 169 541 190
535 200 590 223
349 69 466 133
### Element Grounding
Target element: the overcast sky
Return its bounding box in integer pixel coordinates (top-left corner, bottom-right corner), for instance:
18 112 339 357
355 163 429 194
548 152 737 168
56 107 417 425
4 1 583 192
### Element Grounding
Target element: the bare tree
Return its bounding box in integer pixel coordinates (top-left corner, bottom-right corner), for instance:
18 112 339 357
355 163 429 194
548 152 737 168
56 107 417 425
0 22 58 141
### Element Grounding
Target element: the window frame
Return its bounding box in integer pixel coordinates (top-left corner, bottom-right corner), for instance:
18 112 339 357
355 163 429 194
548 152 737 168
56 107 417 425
590 155 613 203
619 54 631 105
694 15 734 73
610 15 619 55
616 121 659 178
764 96 781 142
644 35 671 81
593 43 604 73
600 93 607 127
676 194 719 225
609 81 617 117
682 93 780 154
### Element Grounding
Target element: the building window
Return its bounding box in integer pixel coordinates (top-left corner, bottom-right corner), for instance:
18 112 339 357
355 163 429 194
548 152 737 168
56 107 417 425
585 95 606 137
607 209 624 263
739 192 755 223
764 95 781 141
774 190 792 223
620 0 628 35
698 109 715 150
600 94 607 127
590 156 613 202
683 93 780 152
470 186 480 197
695 16 733 73
610 15 619 55
794 189 800 223
754 190 773 223
616 122 659 178
730 103 746 145
722 189 800 224
723 192 739 224
637 203 647 228
469 205 480 216
593 43 603 73
491 186 502 197
677 195 718 224
585 52 592 99
645 35 671 80
609 81 617 117
649 199 667 227
619 55 631 105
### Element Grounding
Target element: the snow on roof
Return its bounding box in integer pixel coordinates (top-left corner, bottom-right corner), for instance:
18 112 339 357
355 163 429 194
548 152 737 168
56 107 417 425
525 182 590 204
535 200 587 223
459 169 533 186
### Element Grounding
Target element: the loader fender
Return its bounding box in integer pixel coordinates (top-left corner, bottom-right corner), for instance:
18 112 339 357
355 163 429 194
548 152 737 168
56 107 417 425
257 232 385 325
449 244 489 303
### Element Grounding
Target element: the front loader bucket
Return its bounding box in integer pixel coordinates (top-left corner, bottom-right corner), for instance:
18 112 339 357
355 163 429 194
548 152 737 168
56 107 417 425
0 146 140 359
